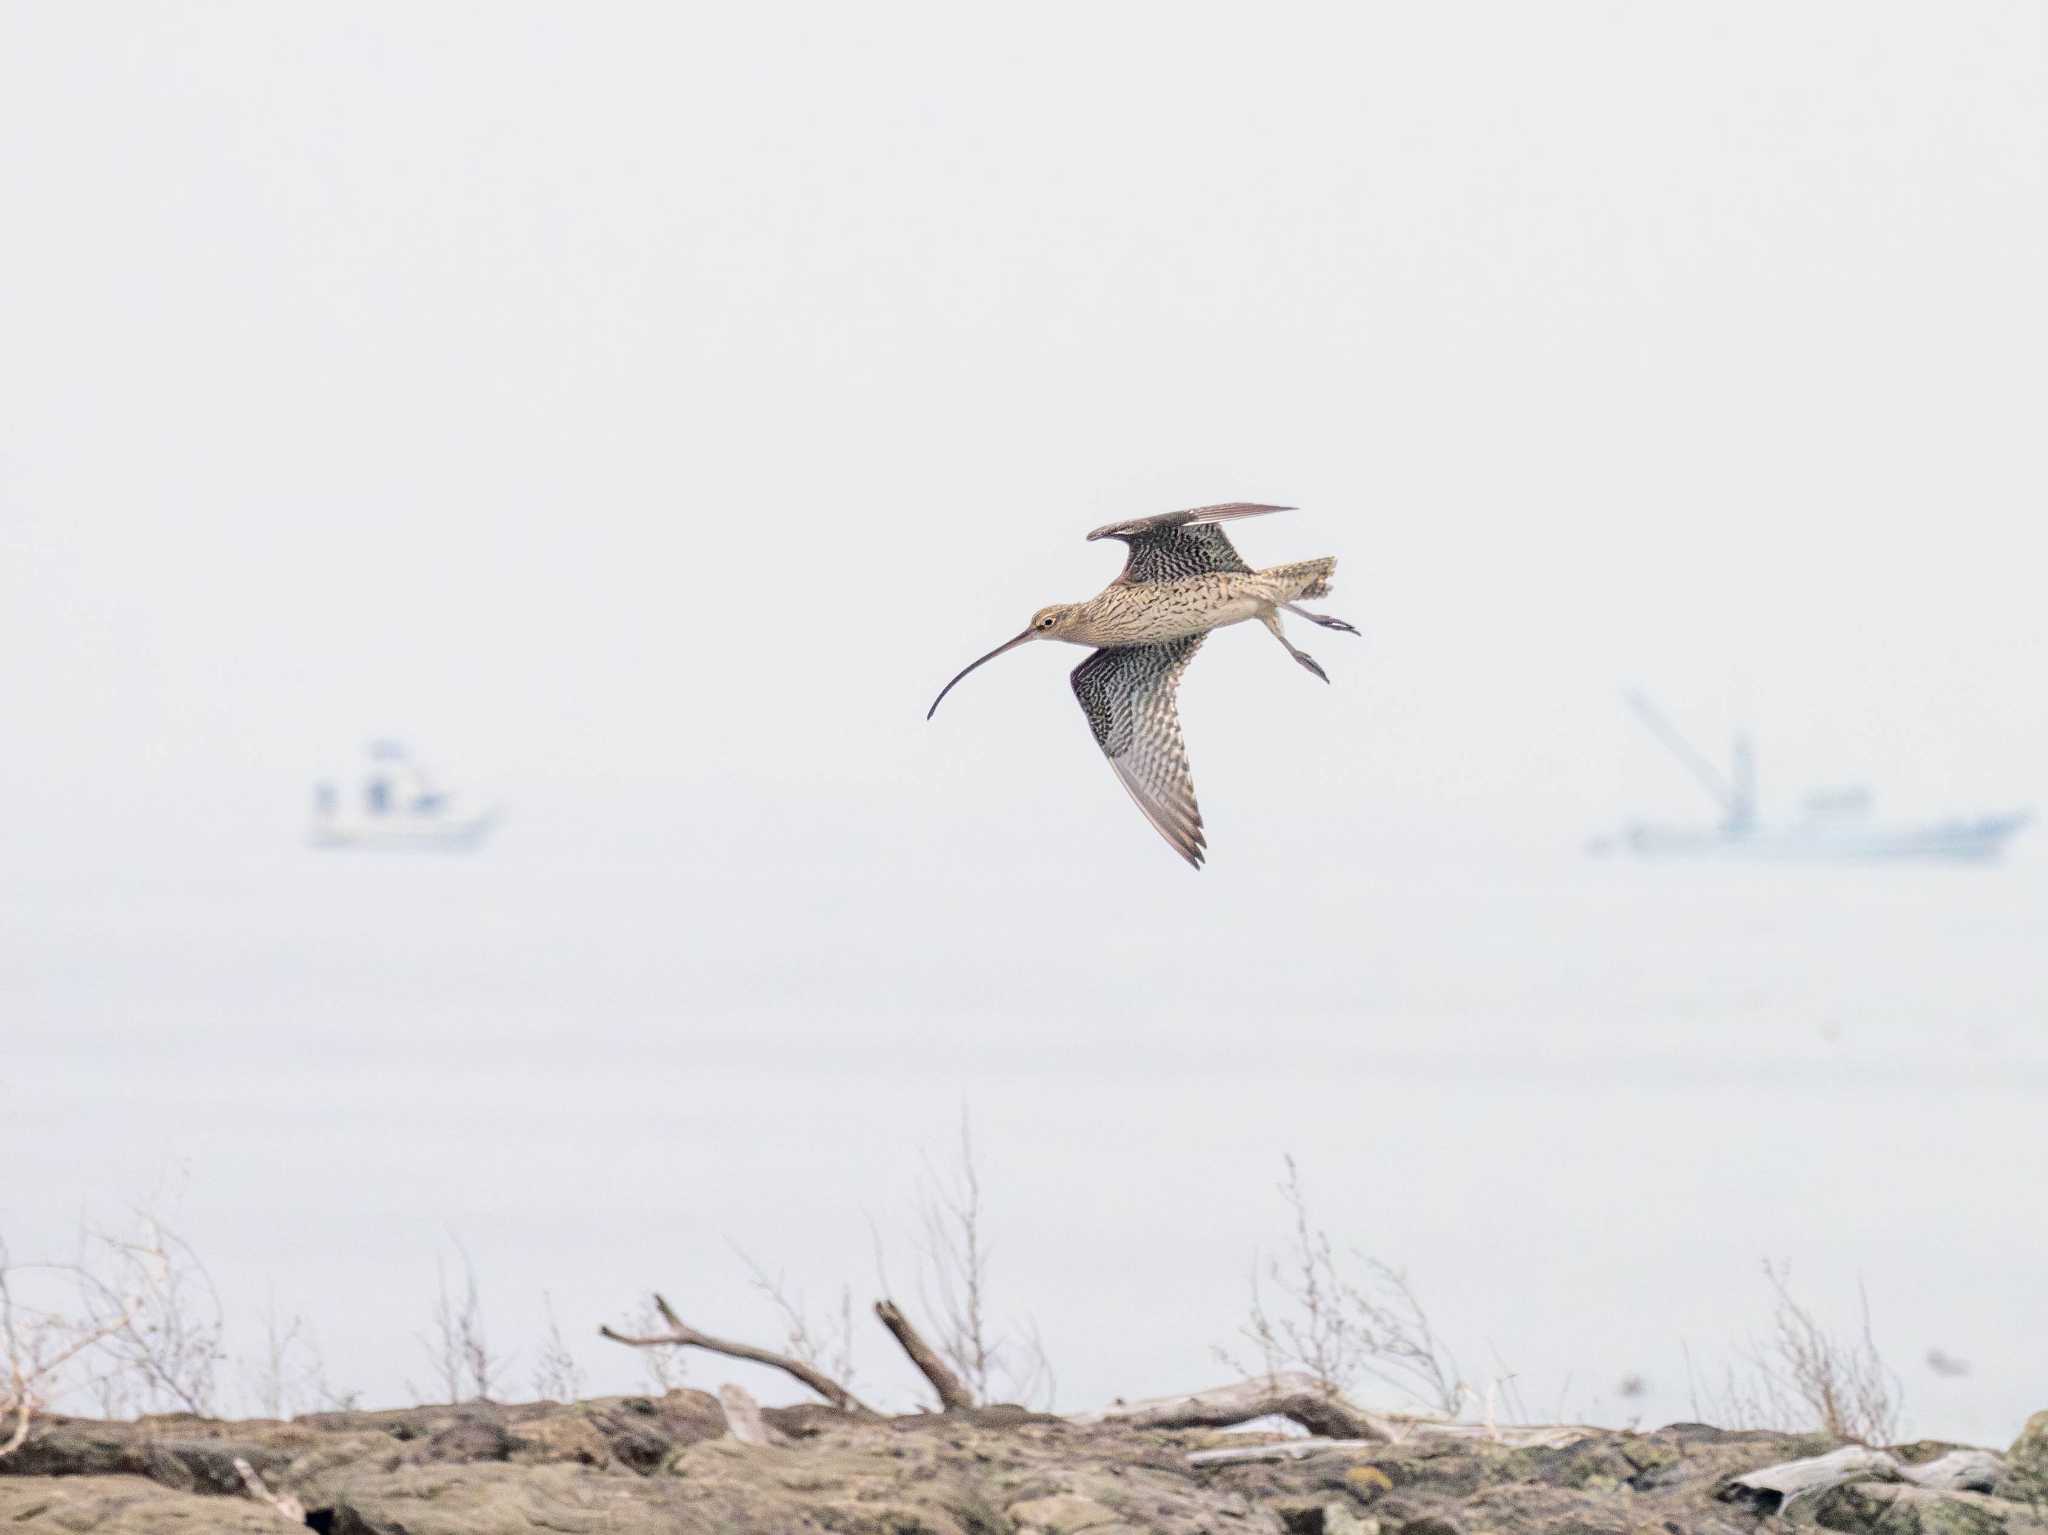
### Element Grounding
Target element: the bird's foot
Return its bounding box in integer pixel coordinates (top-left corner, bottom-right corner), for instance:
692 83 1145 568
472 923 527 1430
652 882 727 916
1292 649 1330 684
1284 603 1359 634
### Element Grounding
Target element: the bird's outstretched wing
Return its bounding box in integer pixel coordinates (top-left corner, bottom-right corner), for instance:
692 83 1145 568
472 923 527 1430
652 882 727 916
1085 503 1293 586
1070 637 1208 868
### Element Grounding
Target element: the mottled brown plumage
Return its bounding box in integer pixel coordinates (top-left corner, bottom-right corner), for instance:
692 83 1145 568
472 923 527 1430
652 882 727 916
927 504 1356 869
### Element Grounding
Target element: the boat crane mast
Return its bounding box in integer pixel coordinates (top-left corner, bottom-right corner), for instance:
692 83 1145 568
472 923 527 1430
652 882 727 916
1624 691 1756 833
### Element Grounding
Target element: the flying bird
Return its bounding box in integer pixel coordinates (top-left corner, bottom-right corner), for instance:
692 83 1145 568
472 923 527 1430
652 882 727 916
926 503 1355 868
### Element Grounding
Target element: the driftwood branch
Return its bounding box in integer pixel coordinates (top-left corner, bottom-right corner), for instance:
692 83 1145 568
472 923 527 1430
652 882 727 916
600 1293 876 1416
233 1456 308 1525
1 1367 31 1460
1721 1445 1896 1513
1906 1451 2007 1493
600 1291 987 1418
1075 1374 1594 1449
1078 1374 1387 1441
1720 1446 2005 1516
875 1299 974 1411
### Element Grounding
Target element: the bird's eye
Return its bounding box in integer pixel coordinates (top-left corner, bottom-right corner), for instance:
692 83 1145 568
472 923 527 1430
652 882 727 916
1039 615 1055 628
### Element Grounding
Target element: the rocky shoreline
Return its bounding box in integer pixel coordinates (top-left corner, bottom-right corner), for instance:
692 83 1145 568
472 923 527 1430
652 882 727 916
4 1390 2045 1535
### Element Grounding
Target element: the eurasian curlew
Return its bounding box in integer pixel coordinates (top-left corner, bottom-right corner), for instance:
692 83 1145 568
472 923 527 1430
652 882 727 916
926 504 1355 869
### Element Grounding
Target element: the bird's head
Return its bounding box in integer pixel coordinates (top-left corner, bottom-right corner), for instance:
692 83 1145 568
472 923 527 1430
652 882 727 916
1025 603 1082 640
926 604 1081 720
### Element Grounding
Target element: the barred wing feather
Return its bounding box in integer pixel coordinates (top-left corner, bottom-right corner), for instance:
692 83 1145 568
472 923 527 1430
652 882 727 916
1069 637 1208 868
1085 503 1292 586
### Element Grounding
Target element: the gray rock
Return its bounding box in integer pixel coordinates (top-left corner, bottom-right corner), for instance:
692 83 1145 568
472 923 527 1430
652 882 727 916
2010 1411 2048 1484
1009 1491 1126 1531
4 1400 2046 1535
0 1473 288 1533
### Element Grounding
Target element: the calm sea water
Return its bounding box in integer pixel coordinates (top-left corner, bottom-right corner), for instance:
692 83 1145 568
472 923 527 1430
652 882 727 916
5 788 2043 1444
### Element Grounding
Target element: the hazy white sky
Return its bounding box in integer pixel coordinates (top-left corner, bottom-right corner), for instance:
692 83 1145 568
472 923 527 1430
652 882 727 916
2 1 2042 858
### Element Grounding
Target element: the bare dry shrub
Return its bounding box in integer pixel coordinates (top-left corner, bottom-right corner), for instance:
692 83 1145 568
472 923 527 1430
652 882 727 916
239 1294 358 1417
739 1251 859 1397
1223 1155 1465 1416
3 1216 224 1452
1686 1261 1902 1442
531 1293 585 1403
1758 1261 1900 1442
240 1296 346 1419
911 1112 1054 1410
3 1240 127 1456
1684 1340 1794 1431
244 1302 309 1419
73 1218 224 1418
414 1245 505 1404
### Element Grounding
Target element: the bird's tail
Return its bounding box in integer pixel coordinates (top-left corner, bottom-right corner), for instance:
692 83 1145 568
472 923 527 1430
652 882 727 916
1260 557 1336 601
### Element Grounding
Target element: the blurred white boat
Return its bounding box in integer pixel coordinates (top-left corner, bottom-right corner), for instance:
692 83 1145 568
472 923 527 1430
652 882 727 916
309 741 498 851
1590 694 2029 863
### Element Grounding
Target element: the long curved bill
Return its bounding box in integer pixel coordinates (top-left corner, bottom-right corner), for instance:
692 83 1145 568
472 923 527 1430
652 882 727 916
927 630 1034 720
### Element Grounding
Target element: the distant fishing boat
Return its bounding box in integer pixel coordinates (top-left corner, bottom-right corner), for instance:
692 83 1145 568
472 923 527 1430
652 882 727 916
1590 693 2029 863
309 740 498 851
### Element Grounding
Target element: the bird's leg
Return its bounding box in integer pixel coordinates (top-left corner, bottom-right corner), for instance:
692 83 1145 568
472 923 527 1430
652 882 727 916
1259 609 1329 683
1282 602 1359 635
